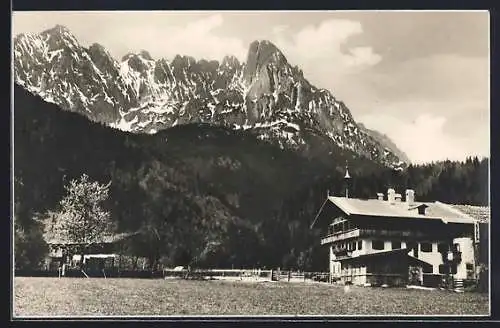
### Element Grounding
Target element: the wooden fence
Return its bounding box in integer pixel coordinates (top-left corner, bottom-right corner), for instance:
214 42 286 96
162 268 330 282
16 266 330 282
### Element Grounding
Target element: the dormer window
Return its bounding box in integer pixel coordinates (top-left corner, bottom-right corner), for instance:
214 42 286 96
408 204 429 215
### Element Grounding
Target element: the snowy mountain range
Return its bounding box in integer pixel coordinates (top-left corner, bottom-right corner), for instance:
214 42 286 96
13 24 408 168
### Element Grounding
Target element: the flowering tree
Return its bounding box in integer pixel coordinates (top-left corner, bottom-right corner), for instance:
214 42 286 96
49 174 114 270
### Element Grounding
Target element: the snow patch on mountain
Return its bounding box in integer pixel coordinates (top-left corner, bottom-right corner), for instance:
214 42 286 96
13 28 407 169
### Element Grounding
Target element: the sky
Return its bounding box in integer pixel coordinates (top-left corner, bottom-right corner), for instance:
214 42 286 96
12 11 490 164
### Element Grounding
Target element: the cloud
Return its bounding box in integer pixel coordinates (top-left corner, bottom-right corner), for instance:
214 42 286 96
272 19 381 77
272 25 288 35
362 54 489 104
359 111 489 164
267 19 489 164
345 47 382 67
95 14 248 62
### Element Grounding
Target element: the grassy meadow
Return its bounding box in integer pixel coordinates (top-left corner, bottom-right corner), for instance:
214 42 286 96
13 277 489 317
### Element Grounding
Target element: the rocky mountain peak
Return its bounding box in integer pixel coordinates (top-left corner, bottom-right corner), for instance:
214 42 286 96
123 53 153 73
13 26 408 169
171 54 197 69
139 50 153 61
41 24 72 36
221 55 240 68
243 40 288 86
121 53 135 62
88 43 114 61
88 42 108 54
39 24 80 50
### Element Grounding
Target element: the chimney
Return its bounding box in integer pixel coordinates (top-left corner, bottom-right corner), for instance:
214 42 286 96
405 189 415 206
376 193 384 201
394 193 402 202
387 188 396 204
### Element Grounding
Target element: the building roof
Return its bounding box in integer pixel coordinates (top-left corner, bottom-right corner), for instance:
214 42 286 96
339 248 432 268
326 196 477 224
448 204 490 223
45 231 139 245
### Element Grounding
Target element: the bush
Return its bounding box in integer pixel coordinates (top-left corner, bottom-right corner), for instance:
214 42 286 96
15 221 49 271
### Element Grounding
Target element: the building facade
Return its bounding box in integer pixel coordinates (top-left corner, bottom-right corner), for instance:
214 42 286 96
313 188 488 288
43 232 138 273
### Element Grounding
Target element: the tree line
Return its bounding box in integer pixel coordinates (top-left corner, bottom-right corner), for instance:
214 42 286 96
13 84 489 272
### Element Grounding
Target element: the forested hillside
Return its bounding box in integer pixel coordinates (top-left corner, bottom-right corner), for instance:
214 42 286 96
14 84 489 271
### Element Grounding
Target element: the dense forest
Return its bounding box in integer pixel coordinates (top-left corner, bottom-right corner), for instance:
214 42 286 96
13 84 489 272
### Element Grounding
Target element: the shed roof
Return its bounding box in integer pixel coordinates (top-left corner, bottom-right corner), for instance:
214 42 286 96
338 248 432 268
448 204 490 223
45 231 139 245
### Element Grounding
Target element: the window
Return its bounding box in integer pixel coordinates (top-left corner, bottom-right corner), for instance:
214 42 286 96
437 243 449 253
421 242 432 253
407 242 418 258
453 243 461 252
423 265 433 274
372 240 385 250
466 263 474 271
391 241 402 249
358 241 362 250
439 264 457 275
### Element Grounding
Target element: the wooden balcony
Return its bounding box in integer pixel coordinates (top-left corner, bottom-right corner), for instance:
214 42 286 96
332 247 352 256
359 229 426 239
321 229 360 245
321 228 428 245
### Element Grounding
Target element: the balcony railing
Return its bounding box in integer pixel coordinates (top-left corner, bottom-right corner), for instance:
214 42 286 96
321 228 430 245
321 229 360 245
332 247 353 256
359 229 426 238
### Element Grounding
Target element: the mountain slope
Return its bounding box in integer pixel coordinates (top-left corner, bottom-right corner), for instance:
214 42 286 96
14 25 138 123
14 26 407 169
15 83 370 269
358 123 411 164
14 84 489 271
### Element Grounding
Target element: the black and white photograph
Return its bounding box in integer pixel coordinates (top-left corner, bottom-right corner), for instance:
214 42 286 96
11 10 490 318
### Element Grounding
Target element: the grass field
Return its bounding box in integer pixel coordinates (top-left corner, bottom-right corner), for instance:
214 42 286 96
13 277 489 317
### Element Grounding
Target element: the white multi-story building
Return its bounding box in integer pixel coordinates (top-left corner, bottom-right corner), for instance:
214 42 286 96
312 188 489 288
